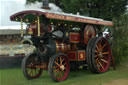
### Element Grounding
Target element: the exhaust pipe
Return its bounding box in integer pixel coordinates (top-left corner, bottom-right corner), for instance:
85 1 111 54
42 0 50 9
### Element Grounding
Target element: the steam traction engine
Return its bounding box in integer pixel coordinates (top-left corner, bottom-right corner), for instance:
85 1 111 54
10 9 113 81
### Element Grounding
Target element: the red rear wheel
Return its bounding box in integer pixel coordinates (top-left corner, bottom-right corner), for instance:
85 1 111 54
92 37 111 73
49 53 70 82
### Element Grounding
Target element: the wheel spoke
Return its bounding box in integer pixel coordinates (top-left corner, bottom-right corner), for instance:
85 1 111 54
63 62 66 66
35 69 37 75
27 64 33 68
60 57 63 65
98 43 102 52
27 69 31 75
96 45 99 51
31 69 33 76
95 58 98 64
98 60 104 70
53 66 58 69
102 52 109 55
101 59 108 64
32 69 35 76
97 64 100 70
62 69 66 73
62 59 64 64
96 59 100 70
99 39 103 45
96 45 102 52
37 68 40 72
26 65 31 68
56 57 59 62
54 68 59 73
59 71 62 78
95 54 99 58
32 69 34 76
95 49 98 53
54 61 60 67
102 43 107 49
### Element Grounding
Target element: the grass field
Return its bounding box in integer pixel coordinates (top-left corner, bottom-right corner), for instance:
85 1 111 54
0 63 128 85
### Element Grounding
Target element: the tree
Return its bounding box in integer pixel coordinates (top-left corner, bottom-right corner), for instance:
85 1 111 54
112 14 128 64
61 0 128 20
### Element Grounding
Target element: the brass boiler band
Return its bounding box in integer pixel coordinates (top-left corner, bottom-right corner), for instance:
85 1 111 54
56 41 71 53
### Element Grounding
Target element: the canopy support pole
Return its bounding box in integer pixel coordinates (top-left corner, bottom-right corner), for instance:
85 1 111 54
20 18 24 37
37 16 40 36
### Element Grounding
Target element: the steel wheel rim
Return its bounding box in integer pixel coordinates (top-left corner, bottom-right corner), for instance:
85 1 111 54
52 55 70 81
93 38 111 72
25 55 42 78
86 37 98 73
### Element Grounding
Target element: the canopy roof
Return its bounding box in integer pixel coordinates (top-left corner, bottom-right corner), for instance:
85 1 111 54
10 9 113 26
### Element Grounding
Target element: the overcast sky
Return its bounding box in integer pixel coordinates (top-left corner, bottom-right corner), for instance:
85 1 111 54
0 0 26 26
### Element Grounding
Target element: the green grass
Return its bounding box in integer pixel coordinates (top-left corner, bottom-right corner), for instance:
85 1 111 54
0 64 128 85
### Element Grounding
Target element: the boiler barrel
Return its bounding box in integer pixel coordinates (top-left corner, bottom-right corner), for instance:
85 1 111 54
45 40 71 56
56 41 71 53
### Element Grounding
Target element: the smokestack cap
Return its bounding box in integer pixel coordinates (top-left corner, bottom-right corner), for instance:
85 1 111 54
42 0 50 9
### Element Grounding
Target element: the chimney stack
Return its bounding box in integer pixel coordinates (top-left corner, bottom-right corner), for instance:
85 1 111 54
42 0 50 9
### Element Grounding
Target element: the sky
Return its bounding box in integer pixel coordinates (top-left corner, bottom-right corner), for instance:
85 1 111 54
0 0 62 27
0 0 26 26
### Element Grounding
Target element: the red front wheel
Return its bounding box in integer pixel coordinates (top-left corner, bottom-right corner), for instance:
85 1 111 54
22 53 43 79
48 53 70 82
